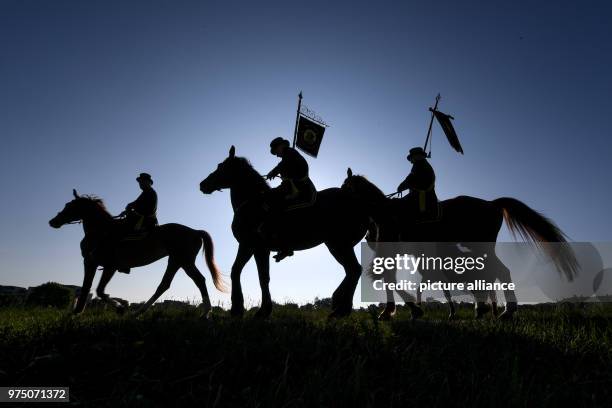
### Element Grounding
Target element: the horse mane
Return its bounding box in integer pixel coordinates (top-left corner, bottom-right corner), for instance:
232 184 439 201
351 175 386 201
77 195 113 218
234 156 270 190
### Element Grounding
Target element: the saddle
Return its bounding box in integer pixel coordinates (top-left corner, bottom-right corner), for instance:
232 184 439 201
414 202 442 224
262 177 317 214
114 214 158 241
120 229 152 242
388 196 442 227
111 219 157 273
284 178 317 211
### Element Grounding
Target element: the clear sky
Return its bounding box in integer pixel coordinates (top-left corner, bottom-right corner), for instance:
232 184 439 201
1 0 611 306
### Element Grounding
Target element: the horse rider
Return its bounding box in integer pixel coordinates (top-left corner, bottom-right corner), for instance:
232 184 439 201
264 137 316 262
396 147 438 222
120 172 159 233
110 172 158 273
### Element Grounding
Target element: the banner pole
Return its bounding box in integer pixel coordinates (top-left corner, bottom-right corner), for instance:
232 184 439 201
423 93 441 156
292 91 303 147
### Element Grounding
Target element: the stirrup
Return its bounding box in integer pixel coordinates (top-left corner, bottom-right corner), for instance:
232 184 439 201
273 250 294 263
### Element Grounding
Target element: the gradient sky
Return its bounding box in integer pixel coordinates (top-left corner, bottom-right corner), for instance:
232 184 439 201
1 0 611 306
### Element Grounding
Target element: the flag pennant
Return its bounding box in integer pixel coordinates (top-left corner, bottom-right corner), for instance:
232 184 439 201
433 109 464 154
295 115 326 157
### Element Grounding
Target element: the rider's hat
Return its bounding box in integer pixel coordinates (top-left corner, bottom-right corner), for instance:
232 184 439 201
270 137 290 154
136 173 153 184
407 147 427 161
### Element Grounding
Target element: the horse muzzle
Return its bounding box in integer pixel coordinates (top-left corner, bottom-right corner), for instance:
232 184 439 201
200 181 214 194
49 216 63 228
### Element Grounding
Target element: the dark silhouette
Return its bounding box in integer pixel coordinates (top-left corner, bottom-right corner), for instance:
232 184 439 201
49 190 225 317
112 172 158 274
396 146 439 222
200 146 369 318
342 169 579 320
264 137 317 262
122 173 158 233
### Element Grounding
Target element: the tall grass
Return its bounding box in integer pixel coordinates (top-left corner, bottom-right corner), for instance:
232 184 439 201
0 303 610 407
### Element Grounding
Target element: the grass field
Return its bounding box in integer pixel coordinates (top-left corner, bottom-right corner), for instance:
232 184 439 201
1 303 611 407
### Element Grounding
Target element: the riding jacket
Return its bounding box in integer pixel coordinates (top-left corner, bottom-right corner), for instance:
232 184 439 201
397 159 437 213
126 187 158 230
267 147 316 202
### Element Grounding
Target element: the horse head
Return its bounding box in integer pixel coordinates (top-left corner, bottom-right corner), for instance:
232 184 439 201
49 189 85 228
341 168 386 203
200 146 251 194
49 190 109 228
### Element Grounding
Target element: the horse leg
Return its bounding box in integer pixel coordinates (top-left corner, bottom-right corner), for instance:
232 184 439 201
401 300 424 320
95 267 126 315
326 243 361 318
493 256 517 320
183 263 212 319
254 249 272 319
474 290 489 319
230 244 253 318
378 268 397 321
489 290 499 318
395 283 422 320
134 258 180 316
443 289 456 320
74 259 96 314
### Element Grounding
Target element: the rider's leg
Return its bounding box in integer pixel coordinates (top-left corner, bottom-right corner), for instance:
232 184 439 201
262 183 296 262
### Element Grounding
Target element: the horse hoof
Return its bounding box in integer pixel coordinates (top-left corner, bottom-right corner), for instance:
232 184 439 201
327 311 340 320
475 305 490 319
411 307 424 320
447 313 456 321
497 311 514 321
254 307 272 320
378 312 394 321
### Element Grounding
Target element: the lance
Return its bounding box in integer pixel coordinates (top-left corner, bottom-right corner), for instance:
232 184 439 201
422 93 441 157
292 91 303 148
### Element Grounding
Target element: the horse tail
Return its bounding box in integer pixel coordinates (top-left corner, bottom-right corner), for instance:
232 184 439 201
199 230 228 292
493 197 579 281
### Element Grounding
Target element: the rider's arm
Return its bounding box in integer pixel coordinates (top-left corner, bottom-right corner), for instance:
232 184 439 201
266 163 282 179
397 174 413 193
126 193 144 212
129 191 156 215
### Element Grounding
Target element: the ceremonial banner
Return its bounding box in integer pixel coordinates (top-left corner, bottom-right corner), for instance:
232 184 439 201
433 110 464 154
295 115 326 157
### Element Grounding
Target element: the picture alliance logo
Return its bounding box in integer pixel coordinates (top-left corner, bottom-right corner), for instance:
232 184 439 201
371 253 489 275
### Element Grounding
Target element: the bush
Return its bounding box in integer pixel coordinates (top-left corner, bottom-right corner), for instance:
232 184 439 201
0 294 26 307
313 297 332 309
26 282 74 309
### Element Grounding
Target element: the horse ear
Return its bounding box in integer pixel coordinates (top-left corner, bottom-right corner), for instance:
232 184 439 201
347 168 353 177
229 145 235 158
72 189 79 198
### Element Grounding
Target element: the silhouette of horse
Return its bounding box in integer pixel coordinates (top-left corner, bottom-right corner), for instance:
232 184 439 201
49 190 225 317
342 169 578 320
199 146 369 318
